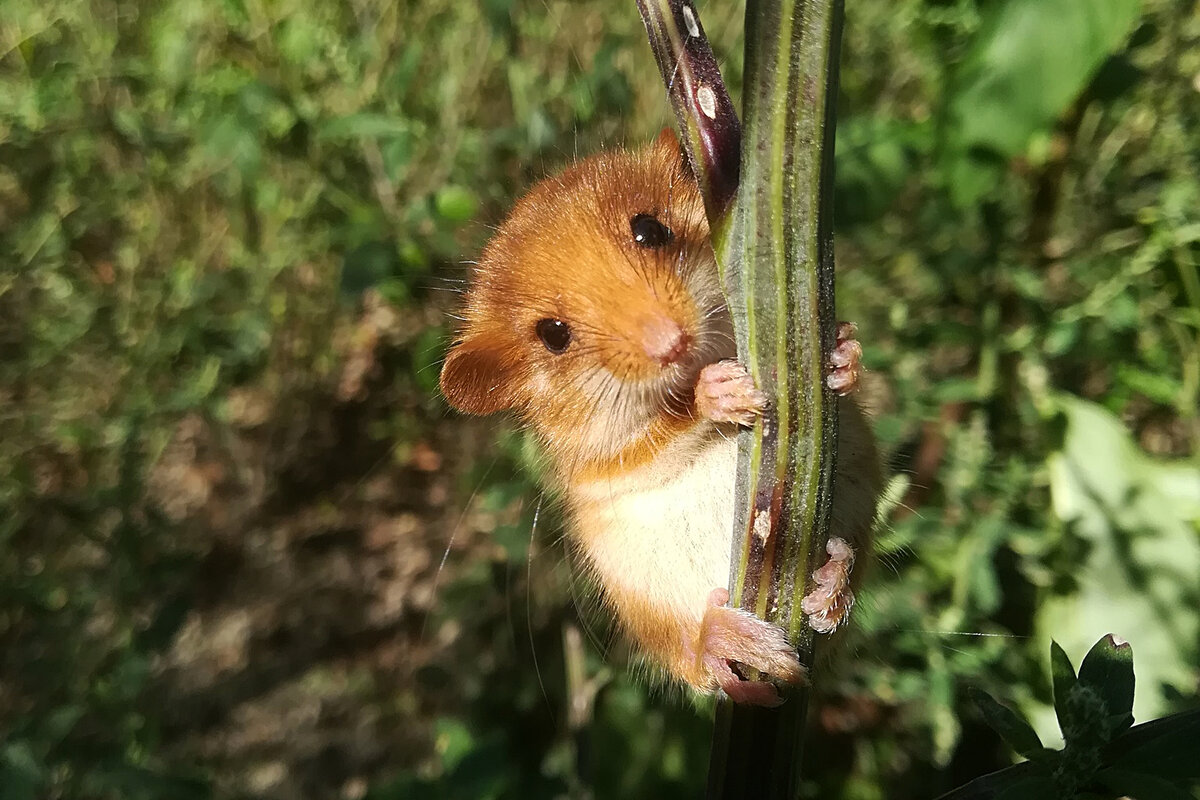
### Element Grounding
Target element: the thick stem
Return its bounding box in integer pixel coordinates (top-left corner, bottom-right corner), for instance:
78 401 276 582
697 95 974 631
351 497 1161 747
638 0 844 795
709 0 844 796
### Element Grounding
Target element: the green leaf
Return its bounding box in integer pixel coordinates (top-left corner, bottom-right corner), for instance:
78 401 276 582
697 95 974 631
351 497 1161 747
412 326 448 396
42 704 85 745
1107 710 1200 780
1116 364 1183 406
932 377 985 405
204 113 262 178
949 0 1143 159
318 113 411 141
995 775 1058 800
434 185 479 223
1078 634 1136 735
1098 767 1198 800
0 742 44 800
1035 396 1200 741
970 687 1046 760
1050 640 1078 738
434 717 475 773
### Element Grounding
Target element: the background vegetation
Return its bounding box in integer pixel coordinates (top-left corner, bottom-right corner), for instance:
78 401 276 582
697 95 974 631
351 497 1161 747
1 0 1197 798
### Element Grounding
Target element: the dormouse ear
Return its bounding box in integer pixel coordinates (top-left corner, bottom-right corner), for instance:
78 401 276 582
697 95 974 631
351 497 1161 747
653 126 694 177
655 126 681 154
654 127 684 161
440 336 519 416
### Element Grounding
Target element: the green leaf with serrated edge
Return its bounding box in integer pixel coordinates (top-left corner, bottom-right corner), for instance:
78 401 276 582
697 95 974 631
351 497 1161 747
1050 640 1078 738
970 687 1045 759
995 775 1058 800
1078 634 1136 736
1107 710 1200 780
1098 767 1198 800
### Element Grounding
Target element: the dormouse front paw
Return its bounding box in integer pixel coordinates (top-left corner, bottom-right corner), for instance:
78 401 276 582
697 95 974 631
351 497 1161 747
827 322 863 396
695 360 767 426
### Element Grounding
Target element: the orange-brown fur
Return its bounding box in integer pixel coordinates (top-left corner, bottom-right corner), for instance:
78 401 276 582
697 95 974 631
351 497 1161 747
441 131 881 702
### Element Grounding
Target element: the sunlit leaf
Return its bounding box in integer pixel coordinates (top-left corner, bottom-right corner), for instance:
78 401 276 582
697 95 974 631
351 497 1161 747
319 113 412 141
1078 634 1135 735
434 717 476 774
1050 640 1078 738
434 186 479 223
1035 396 1200 740
950 0 1143 158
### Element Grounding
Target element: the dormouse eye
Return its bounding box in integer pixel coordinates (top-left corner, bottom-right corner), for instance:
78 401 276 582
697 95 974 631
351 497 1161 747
535 318 572 354
630 214 673 248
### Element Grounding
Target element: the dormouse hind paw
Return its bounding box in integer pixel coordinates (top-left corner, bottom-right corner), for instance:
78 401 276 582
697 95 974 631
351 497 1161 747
697 588 805 707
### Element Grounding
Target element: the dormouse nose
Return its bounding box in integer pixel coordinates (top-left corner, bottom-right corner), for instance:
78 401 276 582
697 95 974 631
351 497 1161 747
641 315 691 366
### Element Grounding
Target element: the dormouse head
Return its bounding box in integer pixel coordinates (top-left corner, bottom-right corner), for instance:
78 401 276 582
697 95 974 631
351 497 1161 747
440 130 732 464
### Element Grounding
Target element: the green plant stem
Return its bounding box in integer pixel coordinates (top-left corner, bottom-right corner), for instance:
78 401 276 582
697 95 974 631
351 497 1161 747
709 0 845 796
639 0 845 795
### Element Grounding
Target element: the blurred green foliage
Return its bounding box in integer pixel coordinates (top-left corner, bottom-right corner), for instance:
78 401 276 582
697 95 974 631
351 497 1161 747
1 0 1198 798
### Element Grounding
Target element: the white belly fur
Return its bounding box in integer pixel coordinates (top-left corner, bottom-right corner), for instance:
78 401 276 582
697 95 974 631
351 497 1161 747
569 431 738 626
565 399 879 636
